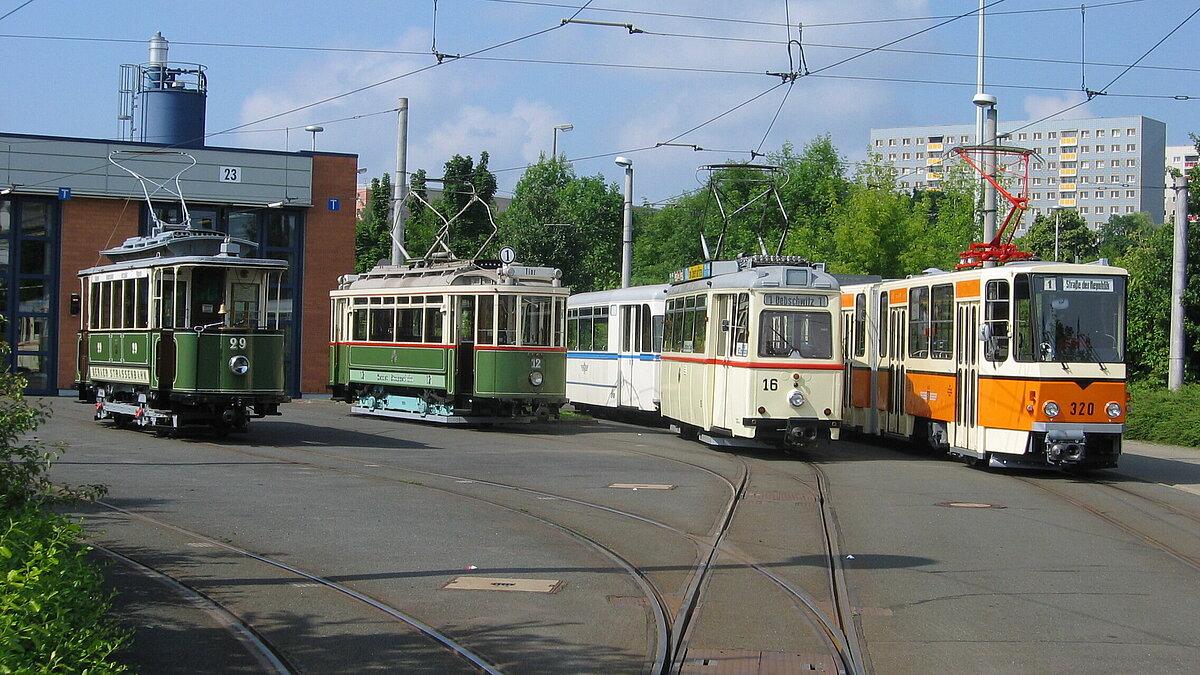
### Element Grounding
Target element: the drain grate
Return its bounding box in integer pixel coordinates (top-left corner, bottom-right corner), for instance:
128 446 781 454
608 483 675 490
443 576 563 593
743 491 817 503
681 649 830 673
935 501 1006 509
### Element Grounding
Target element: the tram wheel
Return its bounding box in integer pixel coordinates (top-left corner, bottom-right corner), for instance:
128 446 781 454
965 452 991 470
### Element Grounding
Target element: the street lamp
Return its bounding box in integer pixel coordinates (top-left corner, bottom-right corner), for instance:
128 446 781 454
552 123 573 159
304 125 324 151
615 156 633 288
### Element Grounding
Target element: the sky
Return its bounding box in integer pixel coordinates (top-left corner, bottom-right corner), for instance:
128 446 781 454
0 0 1197 203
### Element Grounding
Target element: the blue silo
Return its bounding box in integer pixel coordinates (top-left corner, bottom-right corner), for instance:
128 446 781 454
135 33 207 147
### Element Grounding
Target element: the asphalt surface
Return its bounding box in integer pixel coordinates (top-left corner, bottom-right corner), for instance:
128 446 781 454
41 397 1200 674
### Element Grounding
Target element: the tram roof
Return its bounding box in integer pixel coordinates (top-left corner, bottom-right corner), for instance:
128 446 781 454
668 264 839 295
838 260 1128 292
79 255 288 277
568 284 669 307
335 259 566 293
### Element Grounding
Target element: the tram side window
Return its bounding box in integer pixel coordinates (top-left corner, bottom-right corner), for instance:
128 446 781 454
397 307 422 342
637 304 651 352
878 292 888 358
930 284 954 359
477 295 495 345
621 306 633 352
577 309 593 350
662 301 675 352
682 296 696 352
908 286 930 358
593 307 609 351
554 297 564 348
457 296 476 344
88 282 100 329
566 309 578 350
157 278 188 329
121 279 135 329
424 305 443 343
369 307 395 342
521 296 553 347
984 280 1011 361
652 314 664 353
352 308 369 341
854 293 867 357
498 295 517 345
733 293 749 357
1014 275 1034 361
693 296 708 353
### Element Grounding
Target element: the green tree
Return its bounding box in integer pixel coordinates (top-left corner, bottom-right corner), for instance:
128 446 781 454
828 159 916 277
1019 209 1097 262
1097 212 1153 261
353 173 392 272
498 156 623 292
1122 224 1174 381
397 153 500 261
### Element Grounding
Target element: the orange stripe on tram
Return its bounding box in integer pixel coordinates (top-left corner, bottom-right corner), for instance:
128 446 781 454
904 371 956 422
955 278 981 298
977 377 1126 431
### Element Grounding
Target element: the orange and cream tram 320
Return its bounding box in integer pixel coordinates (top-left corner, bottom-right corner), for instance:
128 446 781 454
658 256 843 449
840 261 1128 470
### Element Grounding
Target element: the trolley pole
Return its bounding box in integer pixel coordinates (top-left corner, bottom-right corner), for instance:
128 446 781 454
1169 174 1189 391
391 97 409 266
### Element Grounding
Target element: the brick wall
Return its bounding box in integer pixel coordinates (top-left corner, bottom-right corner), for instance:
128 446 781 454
56 198 141 390
301 154 357 393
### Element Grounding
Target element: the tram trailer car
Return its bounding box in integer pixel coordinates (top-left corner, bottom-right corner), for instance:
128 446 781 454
566 285 667 412
659 256 843 448
78 229 289 433
329 260 569 423
840 261 1128 470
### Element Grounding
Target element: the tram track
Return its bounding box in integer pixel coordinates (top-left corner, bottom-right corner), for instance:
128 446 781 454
185 416 864 673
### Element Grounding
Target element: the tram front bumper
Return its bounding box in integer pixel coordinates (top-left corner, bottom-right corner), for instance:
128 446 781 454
742 417 840 446
1034 422 1123 469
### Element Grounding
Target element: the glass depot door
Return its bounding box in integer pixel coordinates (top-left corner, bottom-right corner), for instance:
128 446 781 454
0 198 58 394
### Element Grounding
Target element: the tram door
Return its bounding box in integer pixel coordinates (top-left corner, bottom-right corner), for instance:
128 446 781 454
952 300 979 450
619 305 636 408
456 296 476 396
884 304 906 435
711 294 735 431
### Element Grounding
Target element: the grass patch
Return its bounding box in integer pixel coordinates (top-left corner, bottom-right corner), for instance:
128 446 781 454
1126 384 1200 448
0 505 129 673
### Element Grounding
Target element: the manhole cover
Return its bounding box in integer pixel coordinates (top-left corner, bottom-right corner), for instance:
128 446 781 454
443 576 563 593
935 501 1006 509
608 483 675 490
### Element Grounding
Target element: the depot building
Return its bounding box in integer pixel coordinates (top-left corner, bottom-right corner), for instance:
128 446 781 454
0 34 357 397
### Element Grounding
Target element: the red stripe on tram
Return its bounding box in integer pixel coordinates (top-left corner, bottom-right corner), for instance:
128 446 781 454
660 355 842 370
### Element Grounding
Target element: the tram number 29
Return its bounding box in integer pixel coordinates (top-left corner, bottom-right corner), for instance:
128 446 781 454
761 378 779 391
1069 401 1095 416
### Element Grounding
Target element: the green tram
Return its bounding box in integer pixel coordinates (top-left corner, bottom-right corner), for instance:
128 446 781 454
77 228 290 433
328 259 569 423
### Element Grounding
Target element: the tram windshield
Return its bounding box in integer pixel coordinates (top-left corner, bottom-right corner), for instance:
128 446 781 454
758 310 833 359
1015 273 1126 363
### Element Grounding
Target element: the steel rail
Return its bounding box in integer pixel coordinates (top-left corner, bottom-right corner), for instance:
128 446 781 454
92 500 505 675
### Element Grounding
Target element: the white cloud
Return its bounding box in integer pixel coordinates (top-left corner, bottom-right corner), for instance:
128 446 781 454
1022 92 1093 122
425 99 564 168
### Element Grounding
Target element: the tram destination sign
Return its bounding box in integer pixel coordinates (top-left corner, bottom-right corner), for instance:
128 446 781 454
764 293 829 308
1061 277 1114 292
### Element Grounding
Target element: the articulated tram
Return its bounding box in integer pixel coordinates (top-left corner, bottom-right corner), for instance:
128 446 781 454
840 261 1127 470
658 256 843 448
566 285 667 412
329 260 569 423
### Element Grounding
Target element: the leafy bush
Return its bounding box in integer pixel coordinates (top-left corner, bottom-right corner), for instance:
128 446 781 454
1126 384 1200 448
0 506 128 672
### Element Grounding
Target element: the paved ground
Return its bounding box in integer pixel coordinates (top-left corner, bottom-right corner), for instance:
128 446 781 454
41 397 1200 674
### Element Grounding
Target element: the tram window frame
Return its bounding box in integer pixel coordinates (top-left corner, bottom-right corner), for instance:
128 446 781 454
497 295 517 346
621 305 633 352
693 295 708 354
554 297 565 348
457 295 476 344
477 294 495 345
930 284 954 359
733 293 749 357
758 309 833 359
135 277 149 329
230 282 260 328
593 306 609 351
397 306 422 343
984 280 1011 361
352 307 369 341
854 293 867 357
577 308 593 351
652 314 664 354
121 279 136 329
638 304 652 353
662 301 675 353
878 292 888 358
88 282 100 330
566 308 579 350
908 286 930 358
424 305 443 343
682 296 696 352
1014 275 1034 361
520 295 553 347
369 307 395 342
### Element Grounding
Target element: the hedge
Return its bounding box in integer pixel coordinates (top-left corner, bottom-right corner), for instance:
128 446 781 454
1125 384 1200 448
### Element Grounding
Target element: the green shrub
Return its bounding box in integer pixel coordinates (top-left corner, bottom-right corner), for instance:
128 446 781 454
0 506 128 673
1126 384 1200 448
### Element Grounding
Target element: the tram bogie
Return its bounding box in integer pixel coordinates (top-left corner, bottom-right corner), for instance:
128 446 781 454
841 261 1127 470
329 260 569 424
658 256 843 449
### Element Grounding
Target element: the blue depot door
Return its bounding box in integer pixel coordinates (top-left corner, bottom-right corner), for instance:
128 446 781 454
0 198 59 394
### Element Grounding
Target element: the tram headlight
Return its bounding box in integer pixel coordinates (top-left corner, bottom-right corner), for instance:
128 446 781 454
788 390 805 407
529 370 544 387
229 355 250 376
1106 401 1122 419
1043 401 1060 418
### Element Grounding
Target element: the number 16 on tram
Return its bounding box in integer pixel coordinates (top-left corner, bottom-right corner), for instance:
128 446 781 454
657 256 844 449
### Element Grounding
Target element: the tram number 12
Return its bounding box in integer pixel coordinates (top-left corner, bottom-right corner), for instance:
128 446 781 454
762 378 779 391
1069 401 1095 416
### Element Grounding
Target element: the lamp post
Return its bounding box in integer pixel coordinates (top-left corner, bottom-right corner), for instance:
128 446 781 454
615 156 633 288
552 123 573 159
304 125 324 151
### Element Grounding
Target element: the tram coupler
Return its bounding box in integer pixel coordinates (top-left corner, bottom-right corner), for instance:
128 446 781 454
1045 429 1087 466
784 419 837 448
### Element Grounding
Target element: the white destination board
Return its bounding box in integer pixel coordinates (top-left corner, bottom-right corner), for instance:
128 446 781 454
1062 277 1114 292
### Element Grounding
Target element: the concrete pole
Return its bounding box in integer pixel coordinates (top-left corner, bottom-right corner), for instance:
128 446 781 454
1054 208 1060 262
390 97 409 266
620 161 634 288
1169 174 1189 390
982 103 998 261
976 0 986 208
